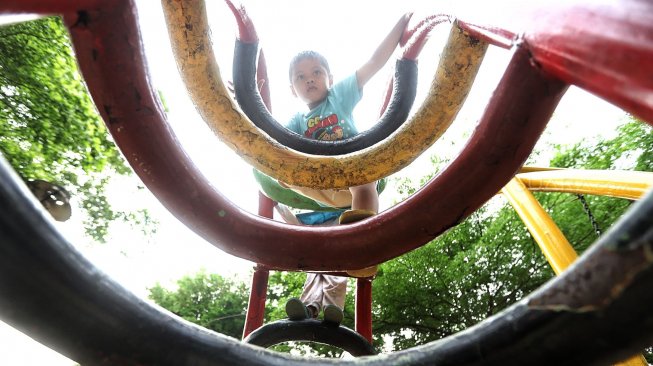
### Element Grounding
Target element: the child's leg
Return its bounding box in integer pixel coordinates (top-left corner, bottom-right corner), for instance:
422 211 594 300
286 273 322 320
322 275 348 309
349 182 379 213
299 273 323 313
322 275 347 325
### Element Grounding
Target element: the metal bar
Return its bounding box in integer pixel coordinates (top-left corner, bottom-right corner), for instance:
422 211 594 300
242 265 270 339
502 177 578 275
524 0 653 124
517 170 653 200
503 175 650 365
241 193 275 338
355 278 374 343
257 191 275 218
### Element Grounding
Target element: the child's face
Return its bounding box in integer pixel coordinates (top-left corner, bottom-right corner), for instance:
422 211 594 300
290 57 333 109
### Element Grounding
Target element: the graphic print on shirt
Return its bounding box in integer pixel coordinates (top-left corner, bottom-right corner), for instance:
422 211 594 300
304 114 343 141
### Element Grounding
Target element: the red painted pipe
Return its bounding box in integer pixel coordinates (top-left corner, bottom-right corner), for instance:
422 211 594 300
224 0 257 43
355 278 373 343
457 0 653 124
525 0 653 124
257 191 274 219
242 193 274 338
242 265 269 339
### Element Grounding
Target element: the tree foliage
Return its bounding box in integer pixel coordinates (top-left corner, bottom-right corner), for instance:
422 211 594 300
149 271 250 339
373 117 652 356
372 203 555 350
550 120 653 172
0 16 154 242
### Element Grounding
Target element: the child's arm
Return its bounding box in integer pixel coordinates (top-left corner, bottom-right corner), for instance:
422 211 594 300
356 13 411 89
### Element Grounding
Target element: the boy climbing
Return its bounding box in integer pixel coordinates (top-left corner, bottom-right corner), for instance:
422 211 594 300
283 13 411 325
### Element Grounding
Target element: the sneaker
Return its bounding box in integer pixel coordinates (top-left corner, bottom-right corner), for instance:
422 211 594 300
285 298 308 320
323 304 344 325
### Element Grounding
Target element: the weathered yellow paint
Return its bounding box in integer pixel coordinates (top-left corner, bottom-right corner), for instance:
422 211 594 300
517 169 653 200
504 175 648 366
517 166 563 173
502 178 578 275
161 0 487 189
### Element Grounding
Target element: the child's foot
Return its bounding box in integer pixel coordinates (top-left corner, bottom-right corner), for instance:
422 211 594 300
285 298 308 320
338 209 376 225
323 304 344 325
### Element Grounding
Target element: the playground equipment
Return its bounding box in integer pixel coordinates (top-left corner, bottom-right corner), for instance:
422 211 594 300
1 0 653 365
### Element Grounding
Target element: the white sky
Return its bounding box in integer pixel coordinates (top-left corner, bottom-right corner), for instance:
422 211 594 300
0 0 628 364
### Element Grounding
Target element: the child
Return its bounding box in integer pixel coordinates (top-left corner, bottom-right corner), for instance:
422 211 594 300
283 13 411 325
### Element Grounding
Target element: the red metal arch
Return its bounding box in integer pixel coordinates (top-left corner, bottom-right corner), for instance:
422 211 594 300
59 0 562 271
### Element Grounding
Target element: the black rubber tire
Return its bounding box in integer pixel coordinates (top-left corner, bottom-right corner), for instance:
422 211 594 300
243 319 376 356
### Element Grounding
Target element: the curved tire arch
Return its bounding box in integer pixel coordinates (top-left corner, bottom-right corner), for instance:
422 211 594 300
243 319 376 357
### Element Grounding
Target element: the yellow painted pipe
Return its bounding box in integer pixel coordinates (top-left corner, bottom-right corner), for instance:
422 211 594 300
504 176 648 366
517 166 563 173
501 177 578 275
161 0 487 189
517 169 653 200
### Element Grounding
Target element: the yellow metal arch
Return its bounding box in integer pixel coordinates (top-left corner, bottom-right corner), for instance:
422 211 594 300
161 0 487 189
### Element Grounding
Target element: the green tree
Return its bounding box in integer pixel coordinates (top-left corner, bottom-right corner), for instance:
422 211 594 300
149 271 250 339
149 268 355 357
372 117 652 356
0 16 154 242
372 203 555 351
550 120 653 172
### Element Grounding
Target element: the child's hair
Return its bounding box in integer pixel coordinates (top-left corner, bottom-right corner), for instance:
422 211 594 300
288 50 331 82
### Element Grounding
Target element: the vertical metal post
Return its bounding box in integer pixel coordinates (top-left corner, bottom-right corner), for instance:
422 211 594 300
257 191 275 219
242 192 275 339
355 277 374 343
242 265 270 339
